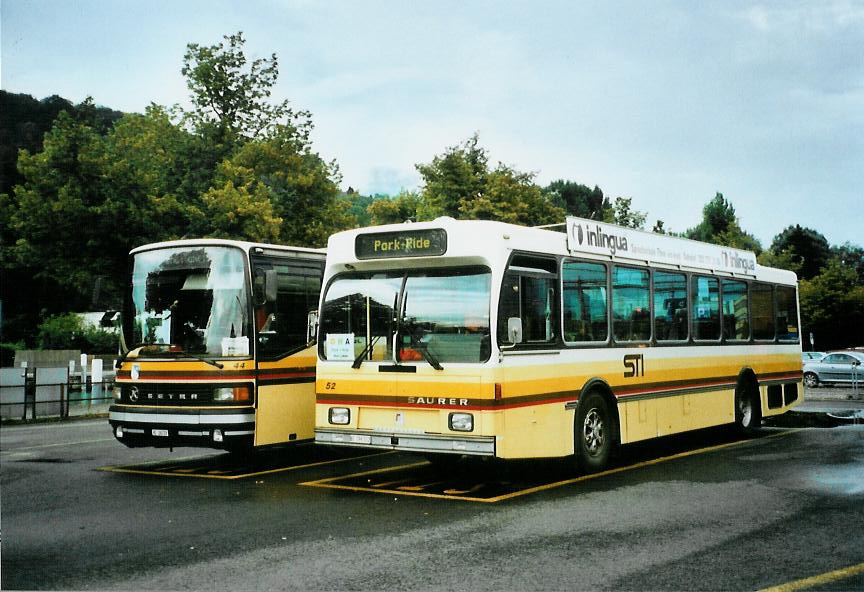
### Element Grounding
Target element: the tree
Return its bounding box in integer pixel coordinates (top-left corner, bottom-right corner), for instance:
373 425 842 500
606 196 647 229
767 225 832 281
799 259 864 350
415 135 563 226
415 134 487 219
210 124 352 247
685 192 762 253
367 190 421 226
181 32 311 149
542 180 609 220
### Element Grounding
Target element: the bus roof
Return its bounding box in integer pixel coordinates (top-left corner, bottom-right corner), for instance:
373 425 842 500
326 216 797 284
129 238 326 257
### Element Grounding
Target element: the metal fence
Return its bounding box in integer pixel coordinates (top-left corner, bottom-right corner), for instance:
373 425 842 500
0 367 114 421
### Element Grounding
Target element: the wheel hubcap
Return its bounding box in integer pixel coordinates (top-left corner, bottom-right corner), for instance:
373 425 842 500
583 408 605 455
739 397 752 426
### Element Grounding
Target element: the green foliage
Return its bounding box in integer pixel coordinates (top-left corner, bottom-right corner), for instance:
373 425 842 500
0 341 26 367
367 190 421 226
767 225 832 281
216 125 352 247
181 32 312 147
415 135 563 226
799 259 864 350
685 192 762 254
606 196 647 229
543 180 609 220
36 313 118 353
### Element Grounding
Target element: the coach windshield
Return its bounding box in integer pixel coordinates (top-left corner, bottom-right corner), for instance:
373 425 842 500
123 246 252 358
319 266 491 364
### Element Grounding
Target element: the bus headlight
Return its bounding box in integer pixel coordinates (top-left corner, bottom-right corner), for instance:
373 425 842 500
449 412 474 432
329 407 350 425
213 386 251 402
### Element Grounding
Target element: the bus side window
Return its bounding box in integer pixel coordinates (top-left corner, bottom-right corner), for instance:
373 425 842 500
497 260 558 346
751 283 775 340
254 260 323 358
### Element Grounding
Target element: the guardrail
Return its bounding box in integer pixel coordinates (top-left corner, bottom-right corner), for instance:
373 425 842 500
0 367 114 421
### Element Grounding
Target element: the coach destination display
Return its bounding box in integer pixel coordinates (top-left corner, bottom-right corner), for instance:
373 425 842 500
355 228 447 259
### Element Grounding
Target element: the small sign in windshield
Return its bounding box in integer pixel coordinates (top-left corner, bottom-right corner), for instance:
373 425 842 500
355 229 447 260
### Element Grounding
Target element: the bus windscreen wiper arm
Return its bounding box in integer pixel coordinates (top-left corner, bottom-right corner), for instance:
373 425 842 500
115 343 223 369
400 321 443 371
352 335 381 369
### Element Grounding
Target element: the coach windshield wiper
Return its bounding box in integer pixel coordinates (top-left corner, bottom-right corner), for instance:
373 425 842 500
399 320 443 371
352 335 381 369
115 342 223 369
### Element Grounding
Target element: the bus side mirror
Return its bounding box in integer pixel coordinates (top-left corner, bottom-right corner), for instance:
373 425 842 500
264 270 278 303
307 310 319 343
253 269 279 306
507 317 523 344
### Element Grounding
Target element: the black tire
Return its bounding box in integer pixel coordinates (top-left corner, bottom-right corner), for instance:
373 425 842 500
575 391 614 473
803 372 819 388
734 381 762 435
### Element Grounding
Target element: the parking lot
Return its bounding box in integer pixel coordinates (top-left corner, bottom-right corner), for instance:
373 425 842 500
2 392 863 591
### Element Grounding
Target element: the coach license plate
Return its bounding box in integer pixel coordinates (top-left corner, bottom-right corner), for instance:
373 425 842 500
152 429 169 437
350 434 372 444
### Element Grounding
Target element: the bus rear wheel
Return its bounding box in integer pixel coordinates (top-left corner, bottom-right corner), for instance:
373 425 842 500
734 382 762 435
575 391 613 473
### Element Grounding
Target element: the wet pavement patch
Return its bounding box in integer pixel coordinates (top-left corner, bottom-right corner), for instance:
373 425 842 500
763 410 862 428
97 445 384 479
301 428 799 503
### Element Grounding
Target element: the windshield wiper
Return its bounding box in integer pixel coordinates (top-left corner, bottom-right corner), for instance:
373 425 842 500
115 342 224 369
352 335 381 369
400 320 443 371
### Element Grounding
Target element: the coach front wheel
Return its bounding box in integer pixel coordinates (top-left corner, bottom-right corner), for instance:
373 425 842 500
575 391 613 473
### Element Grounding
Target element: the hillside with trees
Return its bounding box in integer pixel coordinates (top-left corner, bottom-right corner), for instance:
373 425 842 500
0 32 861 353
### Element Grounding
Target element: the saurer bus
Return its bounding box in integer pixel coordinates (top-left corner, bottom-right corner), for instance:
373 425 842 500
110 239 324 452
314 216 802 471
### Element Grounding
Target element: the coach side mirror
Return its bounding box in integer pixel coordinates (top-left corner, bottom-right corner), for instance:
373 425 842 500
307 310 319 344
254 269 279 306
507 317 523 344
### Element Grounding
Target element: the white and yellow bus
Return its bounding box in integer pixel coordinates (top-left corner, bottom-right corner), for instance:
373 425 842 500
110 239 324 452
314 217 802 471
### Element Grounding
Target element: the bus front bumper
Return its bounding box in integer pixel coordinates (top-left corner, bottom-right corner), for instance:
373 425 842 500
315 429 496 456
108 406 255 448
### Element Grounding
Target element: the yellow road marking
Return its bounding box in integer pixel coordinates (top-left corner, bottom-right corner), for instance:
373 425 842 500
759 562 864 592
398 481 446 492
443 484 484 495
372 478 412 488
301 430 801 503
97 451 390 480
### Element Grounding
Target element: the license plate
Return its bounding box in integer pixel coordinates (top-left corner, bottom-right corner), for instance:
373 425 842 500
350 434 372 444
152 429 169 437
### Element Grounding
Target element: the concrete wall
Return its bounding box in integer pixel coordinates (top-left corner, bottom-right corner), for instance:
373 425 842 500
14 350 81 369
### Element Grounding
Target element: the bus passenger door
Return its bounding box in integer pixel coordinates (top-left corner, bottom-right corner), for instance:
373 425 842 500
252 257 323 446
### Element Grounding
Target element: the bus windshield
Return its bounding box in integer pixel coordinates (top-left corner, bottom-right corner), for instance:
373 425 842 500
124 246 252 358
319 266 491 364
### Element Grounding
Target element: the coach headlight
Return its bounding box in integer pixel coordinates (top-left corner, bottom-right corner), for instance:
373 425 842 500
449 412 474 432
213 386 251 402
329 407 350 425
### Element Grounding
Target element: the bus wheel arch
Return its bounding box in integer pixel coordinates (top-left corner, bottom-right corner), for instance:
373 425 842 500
573 381 619 473
734 369 762 434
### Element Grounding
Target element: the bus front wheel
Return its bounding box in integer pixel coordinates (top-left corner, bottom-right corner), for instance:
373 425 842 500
575 391 613 473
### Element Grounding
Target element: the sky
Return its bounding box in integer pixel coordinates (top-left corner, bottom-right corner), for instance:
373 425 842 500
2 0 862 247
